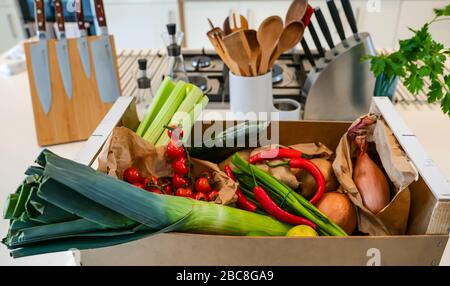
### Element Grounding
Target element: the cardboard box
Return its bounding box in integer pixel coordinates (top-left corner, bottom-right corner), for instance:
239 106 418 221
74 97 450 266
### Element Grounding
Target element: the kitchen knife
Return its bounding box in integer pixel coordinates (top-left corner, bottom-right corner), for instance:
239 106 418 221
326 0 348 47
300 38 315 69
308 22 325 58
30 0 52 114
54 0 73 99
75 0 91 79
90 0 121 103
341 0 360 41
314 7 337 55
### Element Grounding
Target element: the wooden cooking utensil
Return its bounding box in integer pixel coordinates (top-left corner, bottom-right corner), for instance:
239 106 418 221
244 29 261 76
222 30 253 76
206 27 242 75
285 0 309 25
257 15 284 75
268 21 305 67
223 13 249 35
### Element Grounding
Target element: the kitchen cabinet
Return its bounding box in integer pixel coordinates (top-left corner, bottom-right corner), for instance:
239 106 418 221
102 0 179 50
0 0 25 54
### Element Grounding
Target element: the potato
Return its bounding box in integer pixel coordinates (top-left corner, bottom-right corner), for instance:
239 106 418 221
296 158 338 199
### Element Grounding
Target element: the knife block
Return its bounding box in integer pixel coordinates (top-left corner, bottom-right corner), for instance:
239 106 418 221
24 35 122 146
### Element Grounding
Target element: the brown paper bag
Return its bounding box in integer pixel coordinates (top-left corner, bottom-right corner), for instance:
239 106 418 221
97 127 238 205
220 143 333 190
333 115 418 235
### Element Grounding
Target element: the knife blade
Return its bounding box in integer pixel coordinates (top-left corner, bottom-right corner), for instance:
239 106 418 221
327 0 348 47
341 0 360 41
314 7 338 55
30 0 52 114
75 0 91 78
53 0 73 99
90 0 121 103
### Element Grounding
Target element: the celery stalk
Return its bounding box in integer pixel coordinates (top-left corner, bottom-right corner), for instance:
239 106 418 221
136 77 176 137
142 81 188 144
155 85 205 146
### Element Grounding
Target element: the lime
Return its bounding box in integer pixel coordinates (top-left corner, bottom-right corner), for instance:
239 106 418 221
286 225 319 237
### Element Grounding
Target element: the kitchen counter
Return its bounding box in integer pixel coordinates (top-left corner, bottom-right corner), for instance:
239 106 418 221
0 56 449 266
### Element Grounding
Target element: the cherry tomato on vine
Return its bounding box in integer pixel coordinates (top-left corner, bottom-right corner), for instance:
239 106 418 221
123 167 143 184
173 173 189 188
167 126 184 141
208 190 220 201
166 140 185 160
172 157 190 176
132 182 146 189
175 187 193 198
194 192 209 201
143 176 159 190
195 177 212 194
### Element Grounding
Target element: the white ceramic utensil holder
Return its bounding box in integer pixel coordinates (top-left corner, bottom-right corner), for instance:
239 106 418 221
273 98 302 121
229 71 273 115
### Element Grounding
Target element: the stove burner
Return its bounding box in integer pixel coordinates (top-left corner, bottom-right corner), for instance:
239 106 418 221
272 64 283 84
191 56 211 69
188 75 208 92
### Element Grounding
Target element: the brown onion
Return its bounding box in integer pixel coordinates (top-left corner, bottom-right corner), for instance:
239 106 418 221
316 192 357 234
353 140 390 214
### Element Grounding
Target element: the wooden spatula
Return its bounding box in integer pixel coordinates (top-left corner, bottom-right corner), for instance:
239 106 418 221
207 27 242 75
223 12 249 35
244 29 261 76
222 30 253 76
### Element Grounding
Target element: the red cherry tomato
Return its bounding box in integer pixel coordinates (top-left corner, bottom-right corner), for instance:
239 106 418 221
173 173 189 188
172 157 190 176
195 177 212 194
150 188 163 194
162 184 173 195
143 176 159 190
132 182 146 189
166 141 185 160
208 190 220 201
176 187 193 198
200 171 213 181
167 126 184 141
194 192 209 201
123 167 143 184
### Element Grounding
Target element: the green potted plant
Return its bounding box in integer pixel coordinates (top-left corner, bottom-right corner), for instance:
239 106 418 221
364 4 450 116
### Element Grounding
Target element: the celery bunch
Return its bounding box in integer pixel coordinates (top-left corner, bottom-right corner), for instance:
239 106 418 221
136 77 209 145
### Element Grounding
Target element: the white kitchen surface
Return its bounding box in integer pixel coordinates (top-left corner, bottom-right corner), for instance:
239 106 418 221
1 64 449 266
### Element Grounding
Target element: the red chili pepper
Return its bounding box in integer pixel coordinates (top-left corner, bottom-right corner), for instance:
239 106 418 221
253 185 316 229
288 157 325 205
224 165 257 212
248 148 307 164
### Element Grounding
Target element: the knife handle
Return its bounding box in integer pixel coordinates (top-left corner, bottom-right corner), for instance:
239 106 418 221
327 0 346 41
308 22 325 58
94 0 107 27
341 0 358 35
75 0 85 31
34 0 46 32
53 0 65 33
301 5 314 27
300 39 315 68
315 8 335 50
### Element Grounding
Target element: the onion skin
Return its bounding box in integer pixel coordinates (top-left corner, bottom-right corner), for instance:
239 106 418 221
354 152 390 214
316 192 357 234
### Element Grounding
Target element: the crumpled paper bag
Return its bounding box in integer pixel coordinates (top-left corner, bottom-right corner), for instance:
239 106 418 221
97 127 238 205
220 143 333 190
333 114 418 235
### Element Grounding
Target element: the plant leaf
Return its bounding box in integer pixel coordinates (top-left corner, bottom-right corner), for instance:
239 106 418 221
433 4 450 17
428 81 444 103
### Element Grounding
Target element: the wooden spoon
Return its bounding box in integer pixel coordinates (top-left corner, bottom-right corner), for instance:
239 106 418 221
244 29 261 76
257 15 284 75
222 30 253 76
268 21 305 67
285 0 308 25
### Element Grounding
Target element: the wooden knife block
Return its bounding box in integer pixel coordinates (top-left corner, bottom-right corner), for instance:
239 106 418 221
24 35 122 146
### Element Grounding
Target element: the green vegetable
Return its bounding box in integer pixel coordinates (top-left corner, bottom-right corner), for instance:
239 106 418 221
231 152 347 236
155 84 205 146
188 121 268 163
136 77 176 136
142 81 188 144
363 4 450 116
2 150 290 258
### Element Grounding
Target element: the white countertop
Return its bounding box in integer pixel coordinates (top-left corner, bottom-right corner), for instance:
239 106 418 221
1 62 449 265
